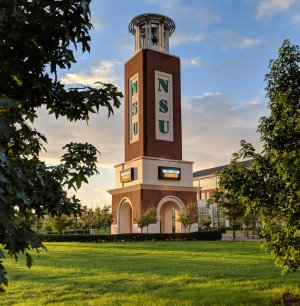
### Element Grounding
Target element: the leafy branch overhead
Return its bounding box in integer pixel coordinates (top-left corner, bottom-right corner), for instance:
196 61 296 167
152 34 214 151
0 0 122 121
0 0 123 292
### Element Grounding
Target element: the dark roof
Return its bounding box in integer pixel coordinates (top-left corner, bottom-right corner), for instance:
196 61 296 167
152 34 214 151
128 14 176 36
193 160 251 178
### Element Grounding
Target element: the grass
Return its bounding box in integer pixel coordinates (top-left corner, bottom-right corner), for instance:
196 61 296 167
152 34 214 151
1 241 300 305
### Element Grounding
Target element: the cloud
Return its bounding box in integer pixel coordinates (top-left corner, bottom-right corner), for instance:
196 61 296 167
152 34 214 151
256 0 295 18
145 0 220 47
145 0 190 16
60 60 122 88
93 188 110 193
291 14 300 25
171 33 206 47
181 93 268 170
34 102 124 169
32 91 267 205
31 104 123 207
193 7 222 28
69 168 115 207
181 57 202 66
246 99 260 105
221 32 264 50
237 38 263 49
91 13 106 31
150 0 221 27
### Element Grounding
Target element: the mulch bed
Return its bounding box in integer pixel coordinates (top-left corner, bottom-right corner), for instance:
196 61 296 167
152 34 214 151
282 294 300 305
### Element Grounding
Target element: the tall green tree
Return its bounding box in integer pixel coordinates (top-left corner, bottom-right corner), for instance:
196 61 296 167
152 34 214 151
220 40 300 272
0 0 122 291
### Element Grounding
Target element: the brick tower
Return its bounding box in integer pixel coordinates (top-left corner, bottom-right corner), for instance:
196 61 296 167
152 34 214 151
109 13 198 234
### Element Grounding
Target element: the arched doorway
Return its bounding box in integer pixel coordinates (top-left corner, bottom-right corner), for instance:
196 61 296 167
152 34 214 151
118 199 132 234
157 196 184 233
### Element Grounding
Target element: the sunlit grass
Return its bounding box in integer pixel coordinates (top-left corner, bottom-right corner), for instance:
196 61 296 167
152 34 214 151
1 241 300 305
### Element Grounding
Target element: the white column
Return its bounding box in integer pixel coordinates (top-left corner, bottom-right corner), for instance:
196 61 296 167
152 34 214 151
135 26 139 51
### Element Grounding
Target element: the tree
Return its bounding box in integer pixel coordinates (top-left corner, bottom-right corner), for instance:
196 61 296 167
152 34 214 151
71 216 83 234
50 215 72 234
81 208 94 233
218 40 300 272
95 205 113 232
136 208 157 233
0 0 122 291
242 214 258 238
34 216 44 234
207 160 248 240
200 216 212 230
208 192 245 241
78 205 113 234
177 203 198 233
242 215 251 237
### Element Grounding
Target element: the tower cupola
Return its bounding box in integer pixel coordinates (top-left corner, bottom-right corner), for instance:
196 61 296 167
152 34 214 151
128 13 175 54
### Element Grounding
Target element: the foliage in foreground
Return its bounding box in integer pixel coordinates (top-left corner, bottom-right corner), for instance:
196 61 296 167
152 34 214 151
211 40 300 273
0 0 122 292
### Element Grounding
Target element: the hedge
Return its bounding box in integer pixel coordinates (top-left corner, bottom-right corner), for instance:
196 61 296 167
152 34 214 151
39 230 222 243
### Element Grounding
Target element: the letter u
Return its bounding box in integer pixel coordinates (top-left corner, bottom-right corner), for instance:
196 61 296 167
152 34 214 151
159 120 170 134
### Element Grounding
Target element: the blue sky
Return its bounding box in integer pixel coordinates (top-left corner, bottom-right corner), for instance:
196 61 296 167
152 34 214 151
35 0 300 208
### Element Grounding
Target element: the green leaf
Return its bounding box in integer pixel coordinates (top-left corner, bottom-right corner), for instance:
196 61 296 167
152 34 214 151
0 118 11 138
0 175 10 183
0 0 121 291
0 97 16 107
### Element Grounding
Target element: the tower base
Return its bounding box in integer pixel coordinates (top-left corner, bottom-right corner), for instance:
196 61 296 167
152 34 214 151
109 183 198 234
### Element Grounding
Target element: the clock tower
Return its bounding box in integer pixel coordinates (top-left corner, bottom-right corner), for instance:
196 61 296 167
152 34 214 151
109 14 198 234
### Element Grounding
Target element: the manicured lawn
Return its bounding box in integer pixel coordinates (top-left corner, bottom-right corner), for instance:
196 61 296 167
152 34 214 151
1 241 300 305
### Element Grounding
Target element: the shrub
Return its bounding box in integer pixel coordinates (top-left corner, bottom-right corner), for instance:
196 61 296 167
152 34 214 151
39 230 222 243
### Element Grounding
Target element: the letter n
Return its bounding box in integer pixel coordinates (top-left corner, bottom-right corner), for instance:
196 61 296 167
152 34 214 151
158 78 169 93
131 81 138 95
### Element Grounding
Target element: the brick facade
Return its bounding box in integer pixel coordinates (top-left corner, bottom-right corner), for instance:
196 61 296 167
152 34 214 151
125 49 182 161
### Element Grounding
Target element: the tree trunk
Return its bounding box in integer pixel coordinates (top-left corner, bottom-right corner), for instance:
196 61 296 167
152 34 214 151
252 219 256 238
232 223 236 241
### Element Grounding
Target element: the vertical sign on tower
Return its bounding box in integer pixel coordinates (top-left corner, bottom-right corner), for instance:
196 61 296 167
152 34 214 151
129 73 139 143
155 71 173 142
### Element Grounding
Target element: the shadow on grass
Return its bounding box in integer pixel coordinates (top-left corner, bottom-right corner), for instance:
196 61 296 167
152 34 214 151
3 241 299 305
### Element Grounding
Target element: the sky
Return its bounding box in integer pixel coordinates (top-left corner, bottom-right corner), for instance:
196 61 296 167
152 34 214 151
34 0 300 208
